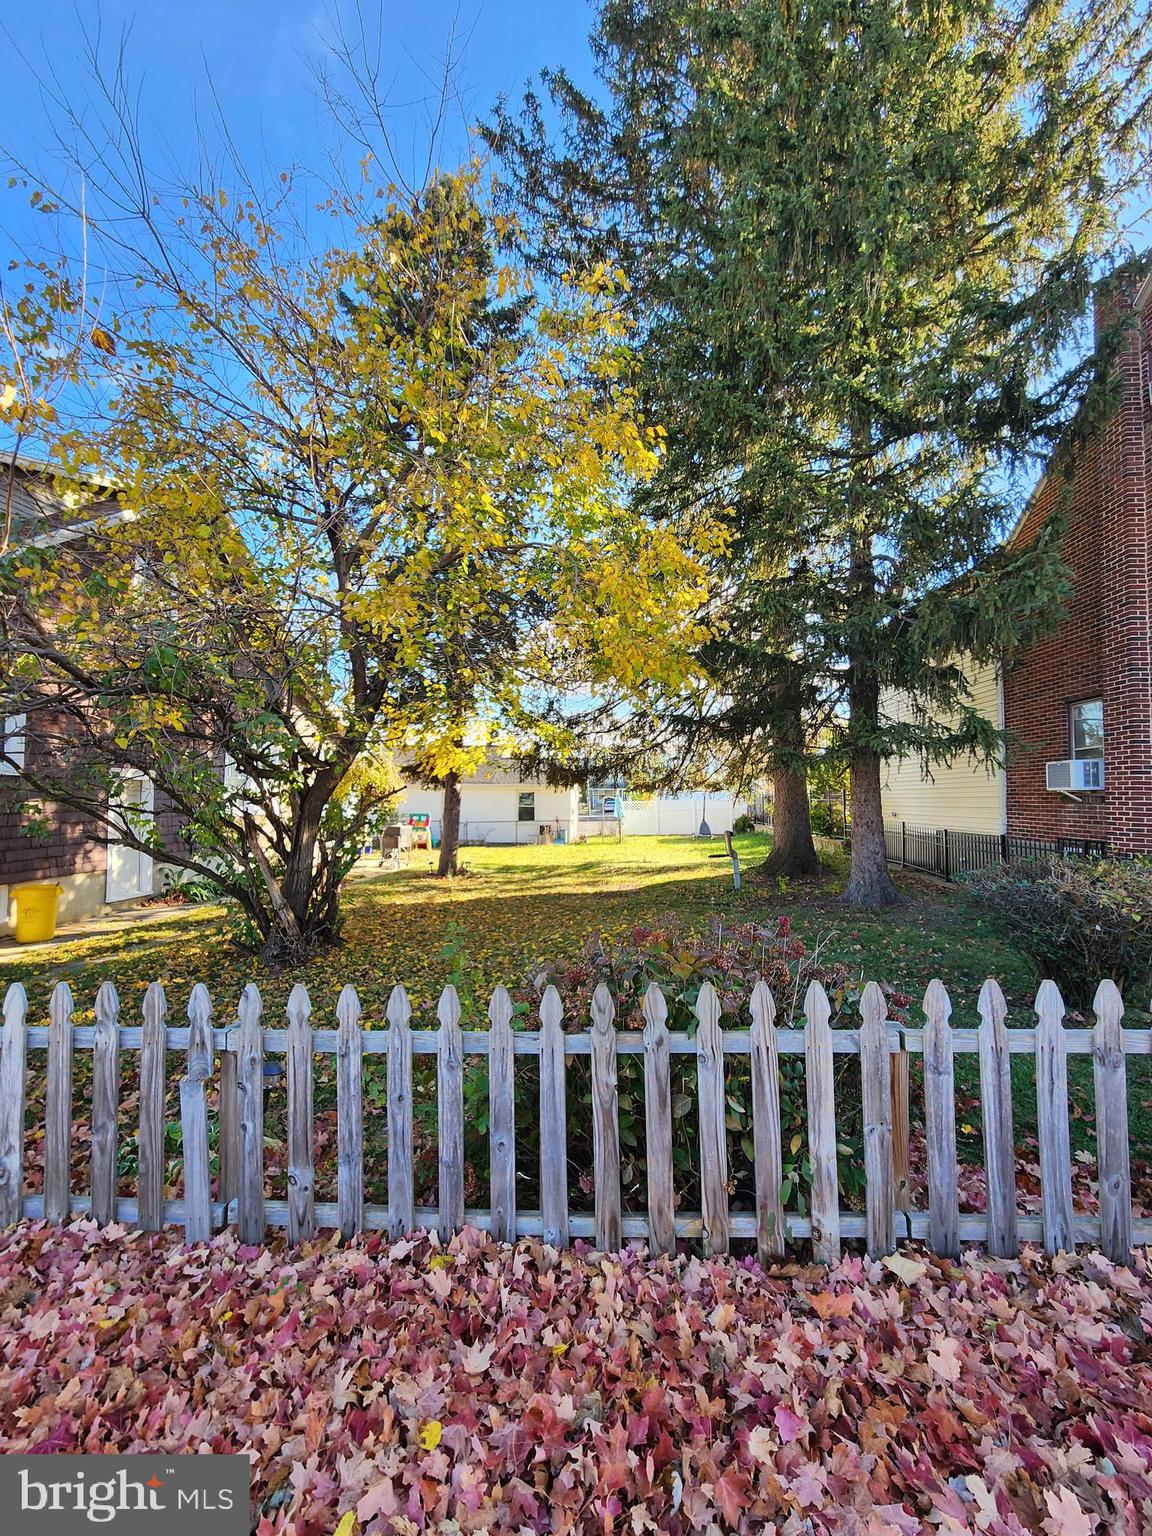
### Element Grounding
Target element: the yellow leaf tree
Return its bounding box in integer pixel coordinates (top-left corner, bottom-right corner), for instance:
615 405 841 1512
0 127 710 959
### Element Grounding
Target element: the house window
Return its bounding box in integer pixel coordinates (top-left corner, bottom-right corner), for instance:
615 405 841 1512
517 791 535 823
1070 699 1104 760
0 714 26 775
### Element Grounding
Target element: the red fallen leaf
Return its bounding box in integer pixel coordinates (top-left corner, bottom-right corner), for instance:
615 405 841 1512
715 1467 752 1527
4 1224 1152 1535
774 1404 807 1442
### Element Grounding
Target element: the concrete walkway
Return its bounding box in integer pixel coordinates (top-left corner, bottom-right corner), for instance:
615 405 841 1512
0 900 196 962
0 860 408 964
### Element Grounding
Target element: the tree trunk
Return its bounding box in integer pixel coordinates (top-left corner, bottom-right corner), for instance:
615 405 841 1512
253 769 342 963
761 761 822 878
437 772 461 877
843 677 900 907
843 744 899 905
755 707 821 880
841 519 900 907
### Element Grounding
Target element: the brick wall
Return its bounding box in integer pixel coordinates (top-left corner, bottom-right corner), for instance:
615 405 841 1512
154 788 190 862
1004 277 1152 852
2 711 202 894
0 711 108 884
0 796 106 882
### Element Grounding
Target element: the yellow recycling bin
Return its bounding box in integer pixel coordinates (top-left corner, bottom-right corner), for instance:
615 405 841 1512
11 882 63 944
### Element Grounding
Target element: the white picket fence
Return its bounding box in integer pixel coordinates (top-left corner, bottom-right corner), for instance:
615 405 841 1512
0 974 1147 1263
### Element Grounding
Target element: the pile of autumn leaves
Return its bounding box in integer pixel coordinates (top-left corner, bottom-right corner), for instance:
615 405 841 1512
1 1224 1151 1535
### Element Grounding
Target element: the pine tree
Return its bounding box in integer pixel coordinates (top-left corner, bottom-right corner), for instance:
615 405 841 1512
489 0 1152 903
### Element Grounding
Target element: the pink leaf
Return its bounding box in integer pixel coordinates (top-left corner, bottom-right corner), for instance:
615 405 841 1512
1043 1487 1097 1536
773 1404 806 1443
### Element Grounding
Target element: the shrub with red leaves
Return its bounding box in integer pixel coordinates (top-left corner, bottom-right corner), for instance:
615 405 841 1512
526 914 859 1032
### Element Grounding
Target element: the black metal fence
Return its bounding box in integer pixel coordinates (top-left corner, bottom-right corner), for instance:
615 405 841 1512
883 821 1108 881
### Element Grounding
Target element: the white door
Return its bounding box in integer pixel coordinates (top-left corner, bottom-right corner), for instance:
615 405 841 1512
105 777 155 903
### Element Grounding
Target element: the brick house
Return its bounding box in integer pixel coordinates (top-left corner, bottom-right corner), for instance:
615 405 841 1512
882 262 1152 855
0 459 180 933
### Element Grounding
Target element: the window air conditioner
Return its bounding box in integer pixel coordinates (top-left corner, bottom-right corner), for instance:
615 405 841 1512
1046 758 1105 792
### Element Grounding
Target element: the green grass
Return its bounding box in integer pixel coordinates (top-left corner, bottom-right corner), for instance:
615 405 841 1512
3 833 1034 1023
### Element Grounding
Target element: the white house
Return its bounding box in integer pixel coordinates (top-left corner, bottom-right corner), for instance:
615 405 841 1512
397 761 580 846
582 783 742 836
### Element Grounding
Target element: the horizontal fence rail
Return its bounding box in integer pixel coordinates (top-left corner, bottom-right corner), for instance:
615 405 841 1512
0 974 1148 1265
884 821 1108 881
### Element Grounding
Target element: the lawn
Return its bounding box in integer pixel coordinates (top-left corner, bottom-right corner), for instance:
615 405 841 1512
3 833 1035 1025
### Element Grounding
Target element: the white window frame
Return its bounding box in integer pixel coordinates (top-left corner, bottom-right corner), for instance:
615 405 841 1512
1069 698 1104 761
0 713 26 774
517 790 536 823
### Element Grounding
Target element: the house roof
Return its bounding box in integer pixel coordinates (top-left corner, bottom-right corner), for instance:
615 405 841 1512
398 754 558 789
1 454 134 548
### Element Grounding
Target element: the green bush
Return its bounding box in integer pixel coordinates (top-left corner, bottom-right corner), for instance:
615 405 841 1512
809 800 845 839
961 856 1152 1006
731 812 756 834
158 866 224 904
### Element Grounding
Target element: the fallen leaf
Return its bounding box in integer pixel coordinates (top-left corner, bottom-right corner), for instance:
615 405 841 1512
1043 1487 1096 1536
883 1253 927 1285
774 1404 806 1443
809 1291 855 1319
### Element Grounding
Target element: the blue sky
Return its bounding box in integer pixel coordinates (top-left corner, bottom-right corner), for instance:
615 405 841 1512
0 0 597 252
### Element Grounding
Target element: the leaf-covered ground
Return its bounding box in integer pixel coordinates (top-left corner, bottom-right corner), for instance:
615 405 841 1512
2 1222 1151 1535
3 834 1033 1024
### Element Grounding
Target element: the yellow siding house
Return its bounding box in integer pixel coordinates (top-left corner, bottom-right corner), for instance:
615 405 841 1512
881 659 1006 833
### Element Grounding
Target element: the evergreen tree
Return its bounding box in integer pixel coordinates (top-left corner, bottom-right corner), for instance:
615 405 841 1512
489 0 1152 903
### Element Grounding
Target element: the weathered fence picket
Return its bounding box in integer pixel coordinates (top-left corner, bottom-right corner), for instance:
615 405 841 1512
538 986 568 1249
859 982 894 1258
437 986 464 1242
0 971 1148 1266
90 981 120 1227
923 979 960 1260
1035 980 1075 1255
386 984 414 1241
180 984 213 1244
1092 980 1132 1264
590 983 622 1251
286 984 315 1244
696 980 730 1258
641 983 674 1257
336 985 364 1241
138 983 167 1233
0 984 27 1227
488 986 516 1244
236 983 265 1244
804 981 840 1263
44 983 74 1225
749 980 784 1264
977 979 1017 1258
